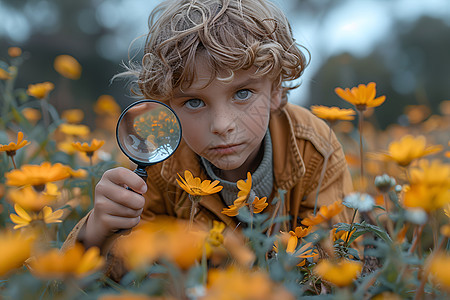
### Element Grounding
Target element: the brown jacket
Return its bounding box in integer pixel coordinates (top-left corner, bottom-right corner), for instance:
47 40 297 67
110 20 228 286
63 103 353 277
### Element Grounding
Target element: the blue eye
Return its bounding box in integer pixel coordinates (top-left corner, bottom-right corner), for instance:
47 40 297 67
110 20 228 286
185 99 205 109
234 89 252 101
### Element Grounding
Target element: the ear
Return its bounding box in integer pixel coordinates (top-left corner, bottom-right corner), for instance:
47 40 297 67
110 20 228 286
270 84 282 111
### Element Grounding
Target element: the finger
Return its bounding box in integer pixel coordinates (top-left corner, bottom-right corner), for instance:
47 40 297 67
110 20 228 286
102 214 141 231
95 182 146 210
96 199 144 218
103 167 147 194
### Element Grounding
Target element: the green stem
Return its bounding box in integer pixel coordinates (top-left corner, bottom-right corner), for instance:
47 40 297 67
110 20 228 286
9 155 17 169
189 195 200 230
357 110 364 190
344 209 358 247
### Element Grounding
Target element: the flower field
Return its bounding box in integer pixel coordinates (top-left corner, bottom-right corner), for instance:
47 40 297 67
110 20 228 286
1 49 449 299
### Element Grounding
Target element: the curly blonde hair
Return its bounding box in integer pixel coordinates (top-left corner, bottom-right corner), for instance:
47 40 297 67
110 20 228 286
123 0 308 102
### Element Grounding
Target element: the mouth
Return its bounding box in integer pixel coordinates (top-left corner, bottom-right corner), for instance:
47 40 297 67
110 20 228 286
209 143 243 154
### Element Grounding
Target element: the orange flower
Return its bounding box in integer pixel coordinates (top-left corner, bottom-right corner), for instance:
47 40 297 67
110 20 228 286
335 82 385 111
427 252 450 291
0 229 35 277
29 243 104 279
237 172 252 199
72 139 105 157
0 131 30 156
0 68 11 80
310 105 356 122
115 218 206 270
21 108 41 124
295 242 318 266
59 123 90 137
61 109 84 124
7 186 58 212
6 162 70 187
403 160 450 212
314 259 362 287
221 197 247 217
250 196 268 213
301 201 343 227
371 135 442 167
203 267 295 300
27 82 55 99
94 95 121 116
54 54 82 80
176 170 223 196
8 47 22 57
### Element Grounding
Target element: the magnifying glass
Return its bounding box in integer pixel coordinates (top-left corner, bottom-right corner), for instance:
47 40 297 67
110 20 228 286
116 100 182 181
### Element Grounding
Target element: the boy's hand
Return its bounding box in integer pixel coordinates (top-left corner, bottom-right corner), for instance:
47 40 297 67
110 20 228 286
82 167 147 249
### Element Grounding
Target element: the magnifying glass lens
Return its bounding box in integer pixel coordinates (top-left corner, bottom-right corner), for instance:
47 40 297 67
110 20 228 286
116 100 182 166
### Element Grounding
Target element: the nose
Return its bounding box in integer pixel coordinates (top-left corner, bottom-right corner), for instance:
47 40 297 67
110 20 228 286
210 106 236 136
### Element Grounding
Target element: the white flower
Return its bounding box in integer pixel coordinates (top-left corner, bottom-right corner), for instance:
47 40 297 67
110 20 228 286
405 208 428 225
343 192 375 212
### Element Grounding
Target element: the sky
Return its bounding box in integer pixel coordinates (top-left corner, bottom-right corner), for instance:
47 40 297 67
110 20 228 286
1 0 449 104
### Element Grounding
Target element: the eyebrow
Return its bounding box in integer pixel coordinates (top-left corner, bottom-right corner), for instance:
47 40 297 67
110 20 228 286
173 77 262 98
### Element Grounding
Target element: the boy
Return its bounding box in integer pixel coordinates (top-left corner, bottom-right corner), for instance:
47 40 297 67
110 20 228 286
65 0 353 276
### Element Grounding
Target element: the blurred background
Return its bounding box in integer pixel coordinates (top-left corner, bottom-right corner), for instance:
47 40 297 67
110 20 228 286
1 0 449 129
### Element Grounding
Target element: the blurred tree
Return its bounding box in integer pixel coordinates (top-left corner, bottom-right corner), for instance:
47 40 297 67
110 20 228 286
307 16 450 128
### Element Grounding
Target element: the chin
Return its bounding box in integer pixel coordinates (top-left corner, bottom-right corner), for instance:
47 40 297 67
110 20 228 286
208 156 247 171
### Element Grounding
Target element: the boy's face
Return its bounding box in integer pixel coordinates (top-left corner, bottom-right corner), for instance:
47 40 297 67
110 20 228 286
169 61 281 179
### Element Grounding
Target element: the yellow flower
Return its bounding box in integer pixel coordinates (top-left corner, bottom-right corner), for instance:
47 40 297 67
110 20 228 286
205 221 226 256
176 170 223 196
99 294 172 300
29 243 104 279
206 221 226 247
53 54 82 80
221 197 247 217
237 172 252 198
0 68 11 80
444 204 450 218
6 162 71 187
10 204 64 229
314 259 362 287
403 160 450 212
0 230 35 277
61 109 84 124
331 228 356 243
441 224 450 238
0 131 30 156
94 95 121 116
27 82 55 99
116 218 206 270
372 135 442 167
250 196 268 214
427 252 450 291
21 107 41 124
64 166 88 178
7 186 58 212
372 292 403 300
310 105 356 122
8 47 22 57
294 242 318 266
203 267 295 300
335 82 386 111
72 139 105 157
59 123 90 137
301 201 343 227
